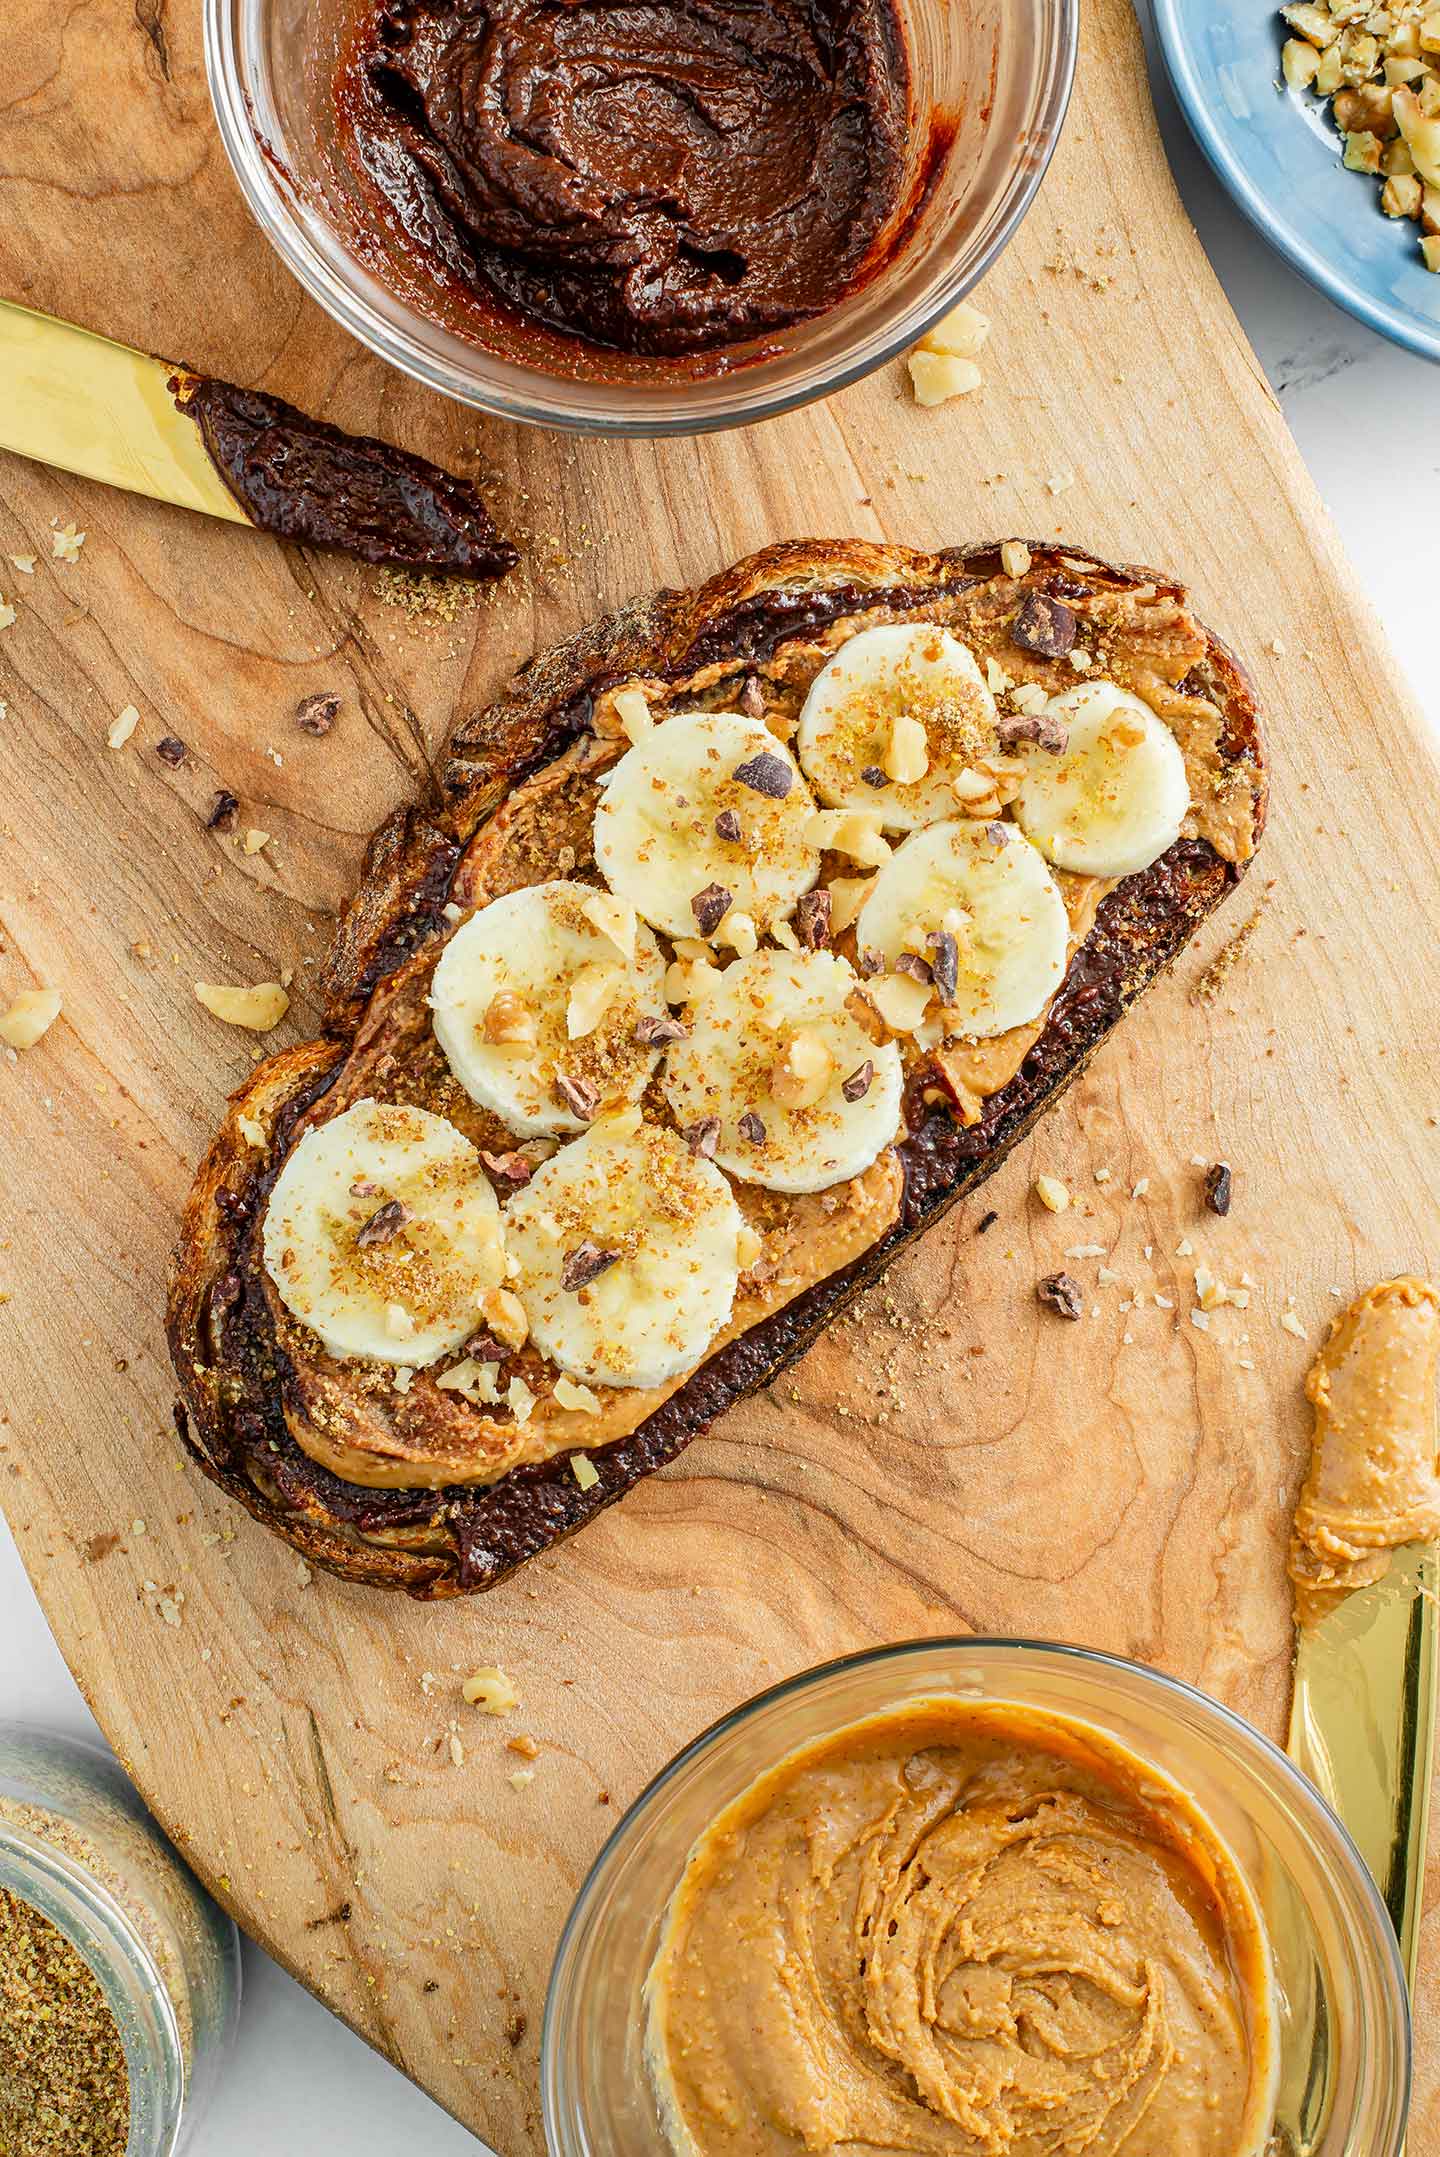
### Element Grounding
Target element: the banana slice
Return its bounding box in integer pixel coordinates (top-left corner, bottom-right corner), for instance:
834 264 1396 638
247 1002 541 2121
504 1118 744 1388
662 949 903 1194
262 1097 504 1366
855 817 1068 1040
430 881 668 1139
592 713 820 944
795 624 999 831
1011 681 1190 877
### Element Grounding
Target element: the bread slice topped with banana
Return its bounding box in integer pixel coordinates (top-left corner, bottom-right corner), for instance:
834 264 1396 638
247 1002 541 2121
168 537 1267 1598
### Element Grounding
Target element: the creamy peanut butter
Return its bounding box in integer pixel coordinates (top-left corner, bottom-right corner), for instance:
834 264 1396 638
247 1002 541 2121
1288 1277 1440 1627
645 1700 1276 2157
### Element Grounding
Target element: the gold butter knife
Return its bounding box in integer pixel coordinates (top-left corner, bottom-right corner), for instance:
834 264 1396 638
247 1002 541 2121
1286 1277 1440 1990
0 299 516 577
1 299 250 524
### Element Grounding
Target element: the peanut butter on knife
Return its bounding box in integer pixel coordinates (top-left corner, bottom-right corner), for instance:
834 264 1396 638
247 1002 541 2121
1288 1277 1440 1627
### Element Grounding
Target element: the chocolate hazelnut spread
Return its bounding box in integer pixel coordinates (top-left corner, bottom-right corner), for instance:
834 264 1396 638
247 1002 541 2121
335 0 910 358
645 1700 1277 2157
172 374 517 578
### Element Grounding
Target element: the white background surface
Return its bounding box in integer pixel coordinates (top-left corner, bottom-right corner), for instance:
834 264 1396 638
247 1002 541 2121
3 12 1437 2153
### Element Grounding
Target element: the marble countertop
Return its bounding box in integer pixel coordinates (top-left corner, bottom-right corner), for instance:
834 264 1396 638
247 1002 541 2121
2 11 1435 2151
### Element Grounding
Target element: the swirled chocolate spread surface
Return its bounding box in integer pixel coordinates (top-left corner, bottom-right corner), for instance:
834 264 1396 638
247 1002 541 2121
172 374 517 578
335 0 910 357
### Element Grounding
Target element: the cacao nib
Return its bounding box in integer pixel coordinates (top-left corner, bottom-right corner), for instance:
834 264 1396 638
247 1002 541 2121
356 1198 410 1246
1037 1271 1084 1320
561 1242 619 1292
926 931 959 1004
860 765 891 788
554 1071 599 1120
156 735 187 766
841 1059 874 1102
635 1013 688 1046
691 882 733 935
480 1149 533 1184
795 889 832 949
997 710 1068 755
683 1118 720 1158
1010 591 1077 659
713 809 744 844
895 951 933 985
738 1111 766 1144
1204 1162 1233 1216
731 750 793 799
206 788 240 830
296 691 341 736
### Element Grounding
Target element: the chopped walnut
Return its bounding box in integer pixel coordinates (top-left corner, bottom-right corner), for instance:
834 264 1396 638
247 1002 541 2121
1280 0 1440 265
484 989 537 1045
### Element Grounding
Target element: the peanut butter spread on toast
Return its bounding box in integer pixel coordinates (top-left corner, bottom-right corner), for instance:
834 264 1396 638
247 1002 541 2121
258 566 1258 1495
645 1699 1276 2157
1289 1277 1440 1626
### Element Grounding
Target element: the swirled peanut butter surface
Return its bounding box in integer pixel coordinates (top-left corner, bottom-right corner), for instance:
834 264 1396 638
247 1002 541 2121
645 1701 1274 2157
1288 1276 1440 1626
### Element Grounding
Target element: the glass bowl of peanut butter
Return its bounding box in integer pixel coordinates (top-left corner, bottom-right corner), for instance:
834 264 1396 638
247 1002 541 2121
543 1637 1409 2157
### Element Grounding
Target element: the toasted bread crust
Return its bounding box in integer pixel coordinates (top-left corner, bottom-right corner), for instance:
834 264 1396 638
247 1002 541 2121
168 539 1266 1597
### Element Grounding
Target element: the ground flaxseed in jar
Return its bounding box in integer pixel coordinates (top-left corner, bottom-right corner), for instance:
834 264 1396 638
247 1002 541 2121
0 1884 130 2156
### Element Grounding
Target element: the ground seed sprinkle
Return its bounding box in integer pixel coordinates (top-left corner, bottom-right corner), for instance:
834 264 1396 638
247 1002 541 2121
0 1885 129 2155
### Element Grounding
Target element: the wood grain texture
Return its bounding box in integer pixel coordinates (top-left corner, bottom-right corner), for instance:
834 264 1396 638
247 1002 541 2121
1 0 1437 2145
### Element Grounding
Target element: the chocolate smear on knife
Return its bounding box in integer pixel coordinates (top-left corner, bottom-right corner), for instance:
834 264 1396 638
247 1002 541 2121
171 373 517 579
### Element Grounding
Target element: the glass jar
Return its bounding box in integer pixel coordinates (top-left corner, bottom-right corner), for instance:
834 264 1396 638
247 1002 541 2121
543 1638 1411 2157
204 0 1078 433
0 1722 242 2156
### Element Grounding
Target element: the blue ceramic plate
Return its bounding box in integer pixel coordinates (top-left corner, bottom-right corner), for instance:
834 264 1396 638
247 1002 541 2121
1152 0 1440 363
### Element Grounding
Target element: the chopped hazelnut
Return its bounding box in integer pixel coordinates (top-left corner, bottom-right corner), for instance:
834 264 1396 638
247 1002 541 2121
194 980 289 1032
0 987 61 1050
480 1286 529 1352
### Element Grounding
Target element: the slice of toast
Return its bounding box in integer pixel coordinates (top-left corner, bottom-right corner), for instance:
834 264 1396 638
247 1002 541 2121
167 537 1267 1598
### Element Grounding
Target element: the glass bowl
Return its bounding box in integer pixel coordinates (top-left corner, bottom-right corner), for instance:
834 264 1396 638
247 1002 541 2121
0 1722 241 2156
543 1638 1410 2157
204 0 1077 435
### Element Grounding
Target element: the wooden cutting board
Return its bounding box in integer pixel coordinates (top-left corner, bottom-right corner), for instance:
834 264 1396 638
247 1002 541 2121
2 0 1437 2143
